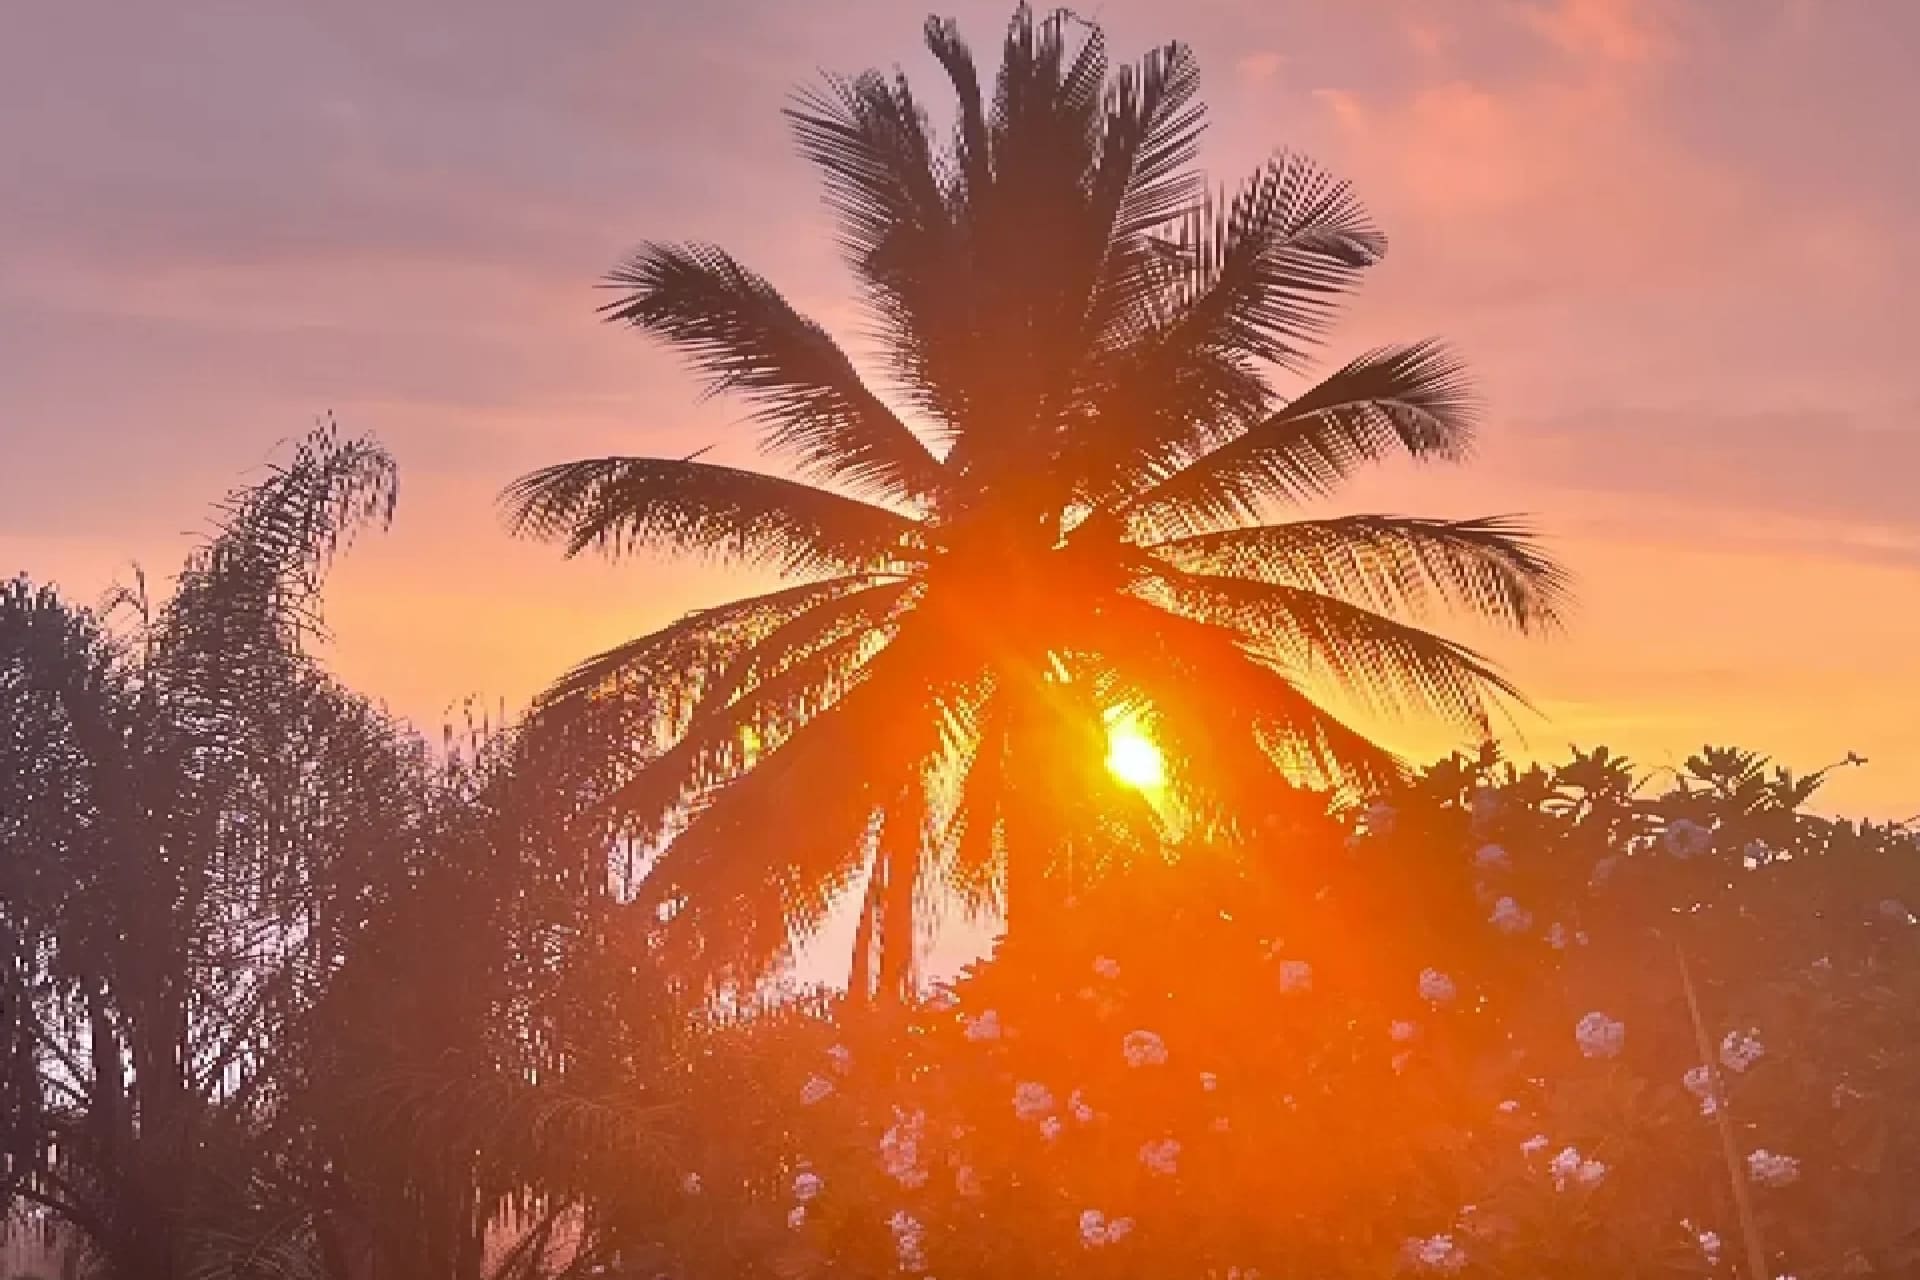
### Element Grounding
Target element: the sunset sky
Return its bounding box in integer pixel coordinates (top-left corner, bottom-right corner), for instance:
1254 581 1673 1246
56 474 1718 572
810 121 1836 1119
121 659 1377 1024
4 0 1915 818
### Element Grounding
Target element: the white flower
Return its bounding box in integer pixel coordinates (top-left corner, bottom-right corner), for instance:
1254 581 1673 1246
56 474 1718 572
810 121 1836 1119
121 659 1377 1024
792 1171 824 1202
1521 1133 1550 1157
1040 1115 1064 1142
1664 818 1713 859
1080 1209 1135 1248
880 1111 927 1186
1548 1145 1607 1190
1093 955 1122 979
1743 839 1772 866
1391 1020 1419 1043
888 1210 927 1272
680 1172 702 1195
1278 959 1313 993
1489 896 1533 934
786 1205 807 1230
1575 1011 1626 1059
1138 1137 1181 1176
1200 1071 1219 1092
1720 1028 1765 1074
799 1074 835 1106
1122 1029 1169 1068
1474 843 1511 870
1496 1099 1519 1115
1697 1229 1722 1264
1419 968 1457 1005
825 1043 853 1075
1068 1088 1095 1123
1546 922 1569 950
963 1009 1003 1041
1683 1064 1720 1116
955 1163 982 1197
1013 1081 1055 1122
1747 1148 1800 1188
1403 1233 1467 1274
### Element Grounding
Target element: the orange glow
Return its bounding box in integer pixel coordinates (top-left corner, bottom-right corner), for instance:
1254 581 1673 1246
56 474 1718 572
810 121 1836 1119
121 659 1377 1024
1105 719 1166 791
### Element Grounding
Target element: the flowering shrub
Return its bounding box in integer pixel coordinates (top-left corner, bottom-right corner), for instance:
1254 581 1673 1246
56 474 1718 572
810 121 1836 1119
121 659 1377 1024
627 746 1920 1277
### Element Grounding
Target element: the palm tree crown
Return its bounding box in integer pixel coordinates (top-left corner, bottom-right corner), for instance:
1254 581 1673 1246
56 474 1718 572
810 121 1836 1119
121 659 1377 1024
507 5 1568 996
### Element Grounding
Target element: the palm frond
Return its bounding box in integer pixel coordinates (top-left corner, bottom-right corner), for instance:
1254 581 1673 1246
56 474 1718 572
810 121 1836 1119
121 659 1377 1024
1111 340 1477 535
1134 564 1521 730
600 243 944 501
640 629 963 982
162 419 396 672
1092 41 1205 244
600 586 913 840
502 456 921 574
1159 153 1385 363
1146 514 1570 634
1090 593 1403 800
536 577 884 716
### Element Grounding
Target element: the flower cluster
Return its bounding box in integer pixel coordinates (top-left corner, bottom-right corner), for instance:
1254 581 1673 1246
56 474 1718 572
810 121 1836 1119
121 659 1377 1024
1747 1149 1801 1188
1012 1081 1055 1123
1575 1011 1626 1059
1547 1145 1608 1191
1079 1208 1134 1249
1403 1233 1468 1274
1138 1137 1181 1176
1418 968 1457 1005
1122 1029 1168 1067
1720 1027 1765 1074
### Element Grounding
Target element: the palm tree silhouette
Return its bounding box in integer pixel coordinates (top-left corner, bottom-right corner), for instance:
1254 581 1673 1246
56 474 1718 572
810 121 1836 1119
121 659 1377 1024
507 5 1567 999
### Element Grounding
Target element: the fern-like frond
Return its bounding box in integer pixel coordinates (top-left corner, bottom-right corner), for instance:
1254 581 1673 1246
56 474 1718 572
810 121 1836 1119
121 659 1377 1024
1111 340 1476 535
1134 564 1521 730
601 243 944 501
1146 514 1569 634
502 456 921 574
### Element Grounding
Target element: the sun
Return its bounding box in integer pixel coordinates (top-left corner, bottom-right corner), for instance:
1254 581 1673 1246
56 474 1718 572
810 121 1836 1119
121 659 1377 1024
1105 719 1167 790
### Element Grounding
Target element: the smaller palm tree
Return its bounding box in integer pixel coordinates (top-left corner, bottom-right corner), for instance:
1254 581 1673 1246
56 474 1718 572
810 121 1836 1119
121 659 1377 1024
508 4 1569 996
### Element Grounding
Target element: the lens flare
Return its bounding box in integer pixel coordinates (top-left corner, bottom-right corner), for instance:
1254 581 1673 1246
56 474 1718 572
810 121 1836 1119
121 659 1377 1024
1106 721 1166 790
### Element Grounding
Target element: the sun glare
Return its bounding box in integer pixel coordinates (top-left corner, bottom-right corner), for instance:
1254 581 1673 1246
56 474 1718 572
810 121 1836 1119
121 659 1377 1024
1105 720 1167 790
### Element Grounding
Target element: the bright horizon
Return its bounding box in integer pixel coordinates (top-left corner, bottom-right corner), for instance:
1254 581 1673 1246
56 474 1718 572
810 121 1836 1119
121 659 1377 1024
3 0 1915 818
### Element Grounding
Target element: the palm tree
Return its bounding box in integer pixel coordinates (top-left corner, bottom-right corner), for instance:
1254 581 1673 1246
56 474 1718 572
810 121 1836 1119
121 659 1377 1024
507 5 1568 999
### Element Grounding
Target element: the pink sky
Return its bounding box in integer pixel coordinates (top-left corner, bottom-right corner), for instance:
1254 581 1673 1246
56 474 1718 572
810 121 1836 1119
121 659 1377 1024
3 0 1915 818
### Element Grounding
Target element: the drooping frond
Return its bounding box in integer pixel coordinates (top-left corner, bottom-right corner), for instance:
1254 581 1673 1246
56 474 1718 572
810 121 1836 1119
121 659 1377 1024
639 626 965 981
601 584 915 839
532 575 890 759
1146 514 1570 634
601 243 944 501
1135 565 1521 730
164 420 396 665
1110 340 1477 535
787 52 972 432
503 456 921 574
1090 593 1403 801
